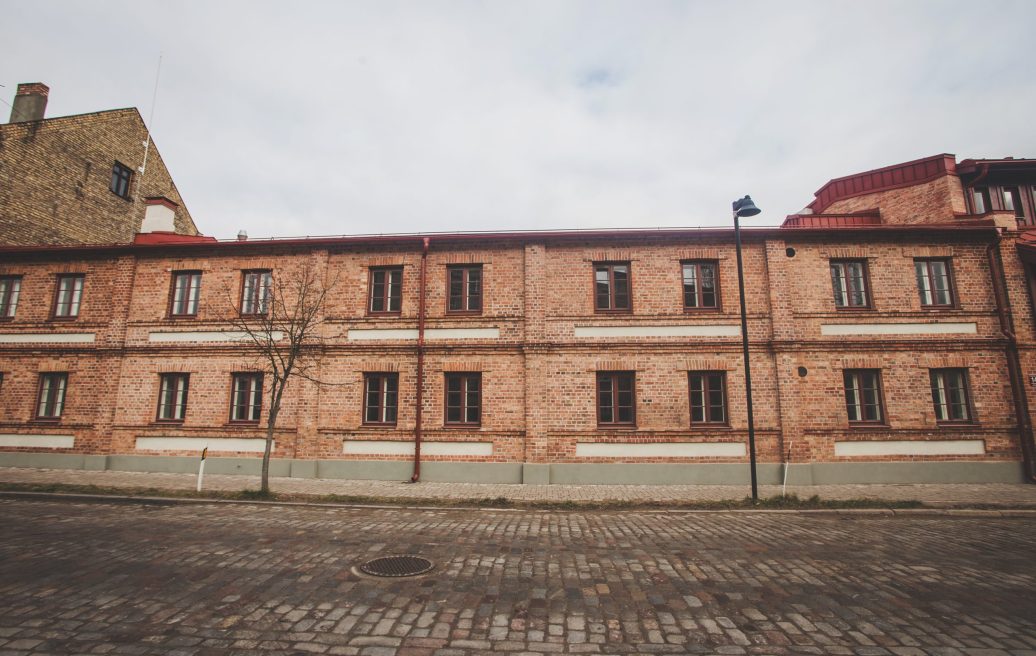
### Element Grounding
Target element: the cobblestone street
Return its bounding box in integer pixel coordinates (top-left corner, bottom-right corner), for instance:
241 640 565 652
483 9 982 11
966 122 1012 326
1 499 1035 655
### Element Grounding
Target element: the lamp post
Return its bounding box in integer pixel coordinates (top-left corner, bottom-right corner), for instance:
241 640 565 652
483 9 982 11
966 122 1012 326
732 195 761 501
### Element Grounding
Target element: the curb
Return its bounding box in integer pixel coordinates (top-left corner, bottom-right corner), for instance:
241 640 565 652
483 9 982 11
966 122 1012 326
2 490 1035 517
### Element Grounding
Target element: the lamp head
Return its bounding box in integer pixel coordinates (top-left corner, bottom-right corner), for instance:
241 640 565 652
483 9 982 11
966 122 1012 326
732 195 761 218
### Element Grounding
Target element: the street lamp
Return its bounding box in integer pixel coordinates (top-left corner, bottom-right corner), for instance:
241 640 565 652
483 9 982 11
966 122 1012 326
732 195 761 501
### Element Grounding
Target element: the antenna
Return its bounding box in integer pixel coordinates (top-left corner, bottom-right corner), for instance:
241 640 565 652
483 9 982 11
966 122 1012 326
139 53 163 176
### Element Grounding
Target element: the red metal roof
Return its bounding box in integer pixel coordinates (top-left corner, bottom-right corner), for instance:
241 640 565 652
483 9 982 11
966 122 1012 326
781 212 882 229
0 222 1002 260
133 232 217 245
808 154 958 213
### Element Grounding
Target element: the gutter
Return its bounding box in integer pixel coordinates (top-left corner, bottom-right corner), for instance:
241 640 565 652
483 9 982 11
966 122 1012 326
411 237 430 483
986 238 1036 483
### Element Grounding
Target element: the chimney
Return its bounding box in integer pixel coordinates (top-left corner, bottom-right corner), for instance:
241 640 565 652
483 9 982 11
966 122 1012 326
9 83 49 123
237 230 248 241
140 197 178 233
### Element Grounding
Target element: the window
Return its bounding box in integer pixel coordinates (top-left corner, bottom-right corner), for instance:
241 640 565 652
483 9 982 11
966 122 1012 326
1003 187 1022 219
597 371 635 426
156 374 190 422
0 276 21 319
830 260 869 308
241 270 272 316
972 187 990 214
363 373 398 425
110 161 133 199
36 373 68 420
843 370 885 424
368 267 403 314
915 259 954 307
689 371 727 425
444 373 481 425
169 271 201 317
594 263 631 312
930 368 972 423
230 373 263 422
447 265 482 313
53 274 84 318
682 262 719 310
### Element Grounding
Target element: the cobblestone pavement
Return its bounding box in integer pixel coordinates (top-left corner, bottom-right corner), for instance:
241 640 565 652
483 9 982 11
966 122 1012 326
2 467 1036 506
1 498 1035 656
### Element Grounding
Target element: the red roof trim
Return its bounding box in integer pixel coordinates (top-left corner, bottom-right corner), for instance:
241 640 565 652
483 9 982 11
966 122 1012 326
809 154 957 213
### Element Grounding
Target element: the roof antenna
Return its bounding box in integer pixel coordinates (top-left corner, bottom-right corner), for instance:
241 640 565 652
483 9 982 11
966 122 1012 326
139 52 163 176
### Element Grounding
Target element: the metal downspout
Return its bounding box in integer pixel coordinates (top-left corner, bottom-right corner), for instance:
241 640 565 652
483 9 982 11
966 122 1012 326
986 239 1036 483
410 237 430 483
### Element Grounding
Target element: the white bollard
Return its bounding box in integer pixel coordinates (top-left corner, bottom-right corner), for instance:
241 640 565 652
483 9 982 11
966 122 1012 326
196 447 208 492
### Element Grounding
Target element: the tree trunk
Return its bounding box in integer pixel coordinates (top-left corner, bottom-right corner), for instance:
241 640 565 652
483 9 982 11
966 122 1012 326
261 384 282 495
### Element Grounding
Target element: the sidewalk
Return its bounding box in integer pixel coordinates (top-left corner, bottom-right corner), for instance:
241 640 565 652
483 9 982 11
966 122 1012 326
2 466 1035 506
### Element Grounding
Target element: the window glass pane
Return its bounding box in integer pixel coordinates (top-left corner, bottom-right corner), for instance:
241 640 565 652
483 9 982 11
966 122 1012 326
847 262 867 306
467 269 482 311
370 270 386 312
1003 188 1015 211
700 264 716 307
831 264 847 307
612 266 629 309
683 265 698 307
449 270 464 310
388 269 402 312
915 262 932 305
930 261 951 305
973 189 987 213
595 268 610 309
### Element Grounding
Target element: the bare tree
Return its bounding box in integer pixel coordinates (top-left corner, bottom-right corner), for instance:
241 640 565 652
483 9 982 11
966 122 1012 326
224 258 334 494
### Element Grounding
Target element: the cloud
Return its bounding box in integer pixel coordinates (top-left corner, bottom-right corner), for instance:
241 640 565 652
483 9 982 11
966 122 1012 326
4 0 1035 238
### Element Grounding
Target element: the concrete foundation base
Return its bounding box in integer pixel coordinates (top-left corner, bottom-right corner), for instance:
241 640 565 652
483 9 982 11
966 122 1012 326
0 452 1024 485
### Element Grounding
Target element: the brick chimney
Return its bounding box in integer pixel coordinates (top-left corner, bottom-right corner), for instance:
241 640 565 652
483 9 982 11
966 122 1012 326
9 83 49 123
140 197 178 233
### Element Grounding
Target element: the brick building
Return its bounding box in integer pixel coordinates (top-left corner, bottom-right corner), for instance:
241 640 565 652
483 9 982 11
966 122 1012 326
0 154 1034 485
0 83 198 245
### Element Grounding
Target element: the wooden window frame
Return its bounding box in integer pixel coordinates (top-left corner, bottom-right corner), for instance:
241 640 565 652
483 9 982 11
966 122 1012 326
830 259 872 310
929 368 976 425
51 274 85 320
681 261 721 312
842 369 887 426
229 372 264 424
596 371 636 427
168 271 202 318
240 270 273 317
1003 186 1023 220
363 372 399 426
0 275 22 321
368 266 403 316
688 371 728 426
110 161 133 200
914 258 957 309
446 265 483 315
593 262 632 314
971 187 991 214
444 372 481 426
156 373 190 423
35 372 68 421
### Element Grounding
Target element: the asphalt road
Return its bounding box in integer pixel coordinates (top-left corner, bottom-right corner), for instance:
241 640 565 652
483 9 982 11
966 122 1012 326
0 498 1034 655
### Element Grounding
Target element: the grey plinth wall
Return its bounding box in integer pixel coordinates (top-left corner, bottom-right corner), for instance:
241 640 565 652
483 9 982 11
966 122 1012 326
0 452 1024 485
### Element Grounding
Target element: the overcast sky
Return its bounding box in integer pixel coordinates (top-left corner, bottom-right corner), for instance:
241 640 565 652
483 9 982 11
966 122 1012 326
5 1 1035 239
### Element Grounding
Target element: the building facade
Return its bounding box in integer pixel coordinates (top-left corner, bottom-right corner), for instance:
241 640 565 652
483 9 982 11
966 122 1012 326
0 83 198 245
0 154 1034 485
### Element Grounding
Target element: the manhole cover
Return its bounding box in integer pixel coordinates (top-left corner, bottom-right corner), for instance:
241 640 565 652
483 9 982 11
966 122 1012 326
359 555 434 578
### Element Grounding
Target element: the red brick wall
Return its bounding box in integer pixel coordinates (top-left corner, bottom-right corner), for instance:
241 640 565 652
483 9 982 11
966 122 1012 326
0 228 1030 471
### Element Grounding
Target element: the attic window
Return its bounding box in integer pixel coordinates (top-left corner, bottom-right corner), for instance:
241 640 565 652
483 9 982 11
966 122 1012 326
110 162 133 199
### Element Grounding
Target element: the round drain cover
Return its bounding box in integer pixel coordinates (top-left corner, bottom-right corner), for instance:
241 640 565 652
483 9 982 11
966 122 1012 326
359 555 434 578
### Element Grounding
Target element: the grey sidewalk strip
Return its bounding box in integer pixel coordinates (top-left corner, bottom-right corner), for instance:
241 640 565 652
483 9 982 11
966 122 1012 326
2 489 1033 517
